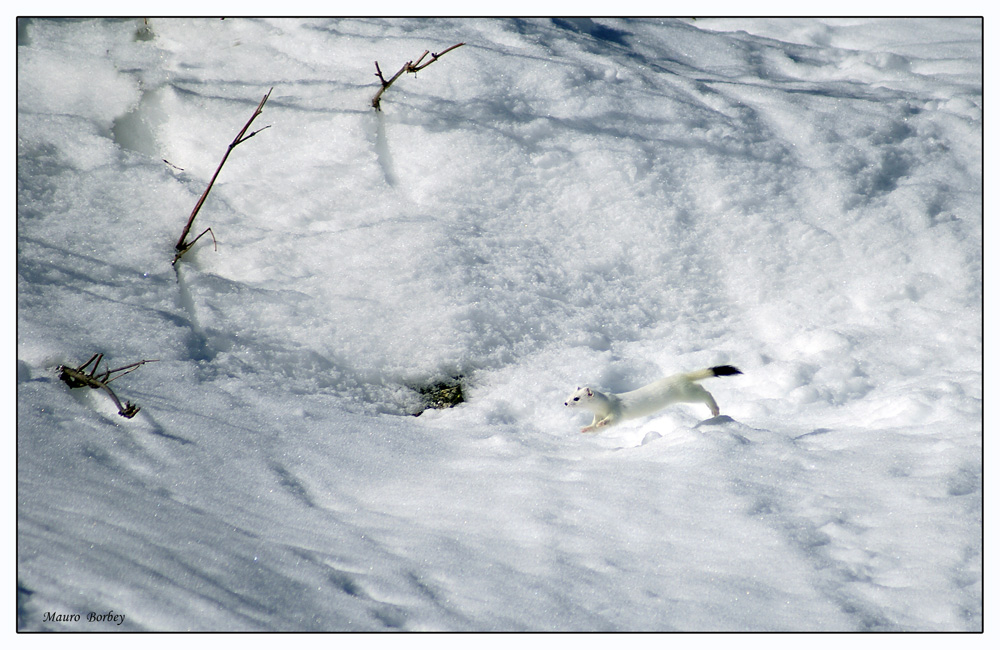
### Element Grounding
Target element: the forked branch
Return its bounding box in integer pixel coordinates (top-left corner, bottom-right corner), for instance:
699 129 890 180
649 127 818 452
58 354 159 418
173 87 273 265
371 43 465 110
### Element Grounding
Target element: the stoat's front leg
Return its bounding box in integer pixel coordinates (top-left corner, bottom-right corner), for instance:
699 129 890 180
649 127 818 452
581 413 615 434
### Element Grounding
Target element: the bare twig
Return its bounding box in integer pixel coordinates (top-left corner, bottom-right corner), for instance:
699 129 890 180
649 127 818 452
173 87 273 265
101 359 159 384
371 60 411 111
58 355 159 418
409 42 465 72
371 43 465 110
184 227 218 254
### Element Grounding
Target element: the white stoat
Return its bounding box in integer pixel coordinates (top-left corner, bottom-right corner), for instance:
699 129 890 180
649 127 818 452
564 365 742 433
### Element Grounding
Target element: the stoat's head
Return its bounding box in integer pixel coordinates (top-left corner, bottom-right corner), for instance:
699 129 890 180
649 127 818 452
564 387 594 408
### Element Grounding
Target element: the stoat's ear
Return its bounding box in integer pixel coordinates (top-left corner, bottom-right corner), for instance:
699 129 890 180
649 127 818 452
586 388 593 397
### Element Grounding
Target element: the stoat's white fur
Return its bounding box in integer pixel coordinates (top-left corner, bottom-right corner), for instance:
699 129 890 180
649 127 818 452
564 365 742 433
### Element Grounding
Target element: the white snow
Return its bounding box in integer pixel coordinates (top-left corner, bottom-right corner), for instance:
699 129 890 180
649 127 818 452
16 17 982 632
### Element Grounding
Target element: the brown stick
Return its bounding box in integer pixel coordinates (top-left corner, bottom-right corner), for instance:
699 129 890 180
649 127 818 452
371 43 464 110
173 88 272 265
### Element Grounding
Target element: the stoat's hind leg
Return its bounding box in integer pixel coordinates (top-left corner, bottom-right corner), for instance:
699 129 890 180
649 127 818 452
704 390 720 417
687 383 721 416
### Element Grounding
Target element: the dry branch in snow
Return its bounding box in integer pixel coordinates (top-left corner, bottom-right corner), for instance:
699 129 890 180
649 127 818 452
371 43 465 111
173 88 273 265
57 354 159 418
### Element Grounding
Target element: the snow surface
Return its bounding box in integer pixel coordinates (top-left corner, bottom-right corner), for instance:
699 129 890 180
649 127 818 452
16 17 982 632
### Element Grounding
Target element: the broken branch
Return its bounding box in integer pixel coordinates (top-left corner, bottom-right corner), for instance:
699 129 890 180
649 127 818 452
173 87 273 265
58 355 159 418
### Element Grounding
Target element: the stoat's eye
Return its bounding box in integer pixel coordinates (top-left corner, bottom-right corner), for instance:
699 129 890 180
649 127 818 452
573 396 580 401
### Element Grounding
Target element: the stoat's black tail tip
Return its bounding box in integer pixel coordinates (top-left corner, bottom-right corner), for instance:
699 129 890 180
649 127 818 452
712 365 742 376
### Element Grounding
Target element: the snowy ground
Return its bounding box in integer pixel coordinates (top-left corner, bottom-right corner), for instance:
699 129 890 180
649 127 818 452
16 17 982 632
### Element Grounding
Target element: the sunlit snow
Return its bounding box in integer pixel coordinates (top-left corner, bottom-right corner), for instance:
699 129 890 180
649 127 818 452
17 17 982 631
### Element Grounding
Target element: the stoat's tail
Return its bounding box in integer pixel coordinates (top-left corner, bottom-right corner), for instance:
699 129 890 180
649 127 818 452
683 365 742 382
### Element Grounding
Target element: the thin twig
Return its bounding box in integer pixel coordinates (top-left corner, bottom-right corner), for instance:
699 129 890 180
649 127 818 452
174 227 218 261
371 43 464 110
371 62 410 110
173 88 273 265
409 42 465 73
80 353 102 373
103 359 160 385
